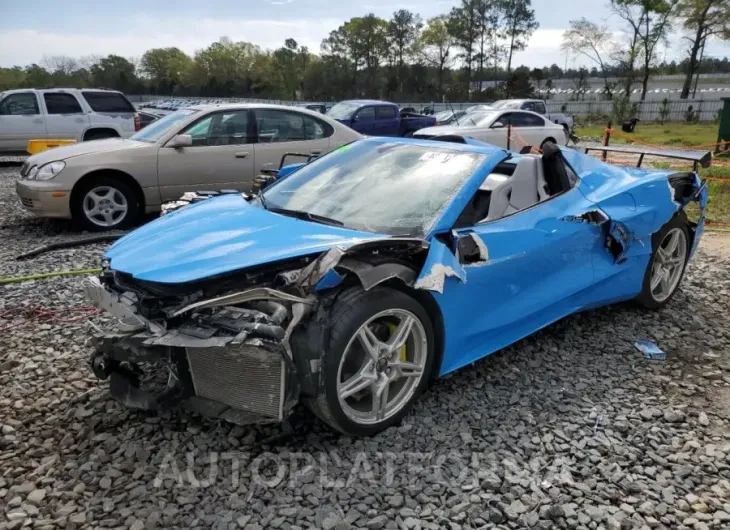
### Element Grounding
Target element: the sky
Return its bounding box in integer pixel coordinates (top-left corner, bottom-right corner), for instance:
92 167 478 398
0 0 727 70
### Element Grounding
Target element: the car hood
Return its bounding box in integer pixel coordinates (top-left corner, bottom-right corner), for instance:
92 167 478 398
27 139 150 166
105 194 386 284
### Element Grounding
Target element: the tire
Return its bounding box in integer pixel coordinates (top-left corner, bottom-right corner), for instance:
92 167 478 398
635 215 690 309
308 286 436 436
72 176 139 231
84 130 118 142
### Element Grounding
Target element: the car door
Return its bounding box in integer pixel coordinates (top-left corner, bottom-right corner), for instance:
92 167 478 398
0 92 47 152
478 112 512 149
351 106 376 135
42 92 89 140
375 105 399 136
510 111 550 149
252 108 332 175
434 182 604 374
157 109 255 199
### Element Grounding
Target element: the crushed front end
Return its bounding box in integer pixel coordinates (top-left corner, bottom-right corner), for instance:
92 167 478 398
84 236 431 426
84 267 314 425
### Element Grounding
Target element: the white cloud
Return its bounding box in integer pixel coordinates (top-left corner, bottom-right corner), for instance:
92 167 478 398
0 15 725 72
0 15 341 66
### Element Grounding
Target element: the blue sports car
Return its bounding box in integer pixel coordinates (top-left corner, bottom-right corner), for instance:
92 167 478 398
85 137 709 436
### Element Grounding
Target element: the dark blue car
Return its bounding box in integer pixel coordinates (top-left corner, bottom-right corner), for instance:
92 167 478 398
327 100 436 137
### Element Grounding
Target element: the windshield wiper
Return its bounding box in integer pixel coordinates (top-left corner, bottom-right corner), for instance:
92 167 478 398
268 207 344 227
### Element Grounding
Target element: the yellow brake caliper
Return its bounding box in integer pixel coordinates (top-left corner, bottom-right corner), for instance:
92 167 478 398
387 323 407 361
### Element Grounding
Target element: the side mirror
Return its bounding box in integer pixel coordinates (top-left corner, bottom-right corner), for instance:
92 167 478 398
491 121 505 129
171 134 192 148
350 115 358 123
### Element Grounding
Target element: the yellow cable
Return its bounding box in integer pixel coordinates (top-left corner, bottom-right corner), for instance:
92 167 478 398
0 268 101 285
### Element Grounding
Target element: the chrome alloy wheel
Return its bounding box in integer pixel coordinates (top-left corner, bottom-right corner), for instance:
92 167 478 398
82 186 128 228
650 227 688 303
336 309 428 425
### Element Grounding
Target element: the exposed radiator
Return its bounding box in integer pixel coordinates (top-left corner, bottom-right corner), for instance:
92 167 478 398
186 345 286 420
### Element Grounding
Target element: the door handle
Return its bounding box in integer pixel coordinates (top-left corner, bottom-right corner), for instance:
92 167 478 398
234 152 249 159
33 119 43 124
75 118 85 123
310 150 322 155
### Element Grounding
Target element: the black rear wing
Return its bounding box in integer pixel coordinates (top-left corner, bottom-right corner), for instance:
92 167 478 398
584 145 712 170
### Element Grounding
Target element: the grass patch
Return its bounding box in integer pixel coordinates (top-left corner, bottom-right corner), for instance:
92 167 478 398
578 122 725 149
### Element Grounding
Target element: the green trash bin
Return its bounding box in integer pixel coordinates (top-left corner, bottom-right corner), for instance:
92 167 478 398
717 97 730 155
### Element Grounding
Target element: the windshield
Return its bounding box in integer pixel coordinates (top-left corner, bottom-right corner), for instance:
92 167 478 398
261 141 487 237
130 109 198 143
491 100 521 109
326 102 359 120
458 111 499 127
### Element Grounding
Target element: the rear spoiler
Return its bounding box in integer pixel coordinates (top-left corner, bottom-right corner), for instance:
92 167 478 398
584 145 712 170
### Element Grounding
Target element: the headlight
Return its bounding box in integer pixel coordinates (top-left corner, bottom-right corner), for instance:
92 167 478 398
27 166 38 179
36 161 66 180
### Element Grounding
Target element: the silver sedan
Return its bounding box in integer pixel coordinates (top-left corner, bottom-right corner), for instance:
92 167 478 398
16 104 362 230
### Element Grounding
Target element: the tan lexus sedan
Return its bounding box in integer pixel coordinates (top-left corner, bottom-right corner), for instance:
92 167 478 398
16 104 361 230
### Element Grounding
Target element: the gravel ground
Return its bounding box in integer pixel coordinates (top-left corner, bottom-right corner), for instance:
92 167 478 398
2 163 730 530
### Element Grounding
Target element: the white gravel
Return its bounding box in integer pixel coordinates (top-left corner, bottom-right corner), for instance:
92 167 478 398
2 163 730 530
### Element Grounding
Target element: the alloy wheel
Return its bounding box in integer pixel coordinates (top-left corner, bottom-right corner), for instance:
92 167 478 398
650 227 688 303
336 309 428 425
82 186 128 228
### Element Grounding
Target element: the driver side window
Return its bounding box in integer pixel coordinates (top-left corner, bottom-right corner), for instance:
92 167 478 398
0 93 39 115
355 107 375 121
181 110 250 146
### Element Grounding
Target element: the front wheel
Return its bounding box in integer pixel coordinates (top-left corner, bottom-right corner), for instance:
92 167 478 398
308 286 435 436
72 176 139 231
636 216 690 309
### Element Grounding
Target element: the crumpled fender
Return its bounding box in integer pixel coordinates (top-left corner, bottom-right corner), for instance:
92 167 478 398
414 239 466 294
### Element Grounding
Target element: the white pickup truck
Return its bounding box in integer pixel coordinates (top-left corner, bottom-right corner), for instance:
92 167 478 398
490 99 574 133
0 88 139 155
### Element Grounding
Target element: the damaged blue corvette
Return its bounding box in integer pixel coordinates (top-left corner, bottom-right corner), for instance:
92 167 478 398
85 137 709 436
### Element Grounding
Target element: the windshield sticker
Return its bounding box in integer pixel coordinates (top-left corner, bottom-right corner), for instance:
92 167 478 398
419 152 454 163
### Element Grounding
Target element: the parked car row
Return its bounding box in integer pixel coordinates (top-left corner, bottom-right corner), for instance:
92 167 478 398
13 94 570 231
16 104 360 230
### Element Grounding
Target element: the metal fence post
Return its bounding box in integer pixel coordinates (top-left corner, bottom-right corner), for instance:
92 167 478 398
602 121 611 162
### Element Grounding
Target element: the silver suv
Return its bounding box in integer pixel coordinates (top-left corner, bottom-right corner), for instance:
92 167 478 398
0 88 139 155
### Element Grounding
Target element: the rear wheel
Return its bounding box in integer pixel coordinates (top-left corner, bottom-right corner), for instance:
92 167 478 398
72 176 139 231
636 216 690 309
308 286 435 436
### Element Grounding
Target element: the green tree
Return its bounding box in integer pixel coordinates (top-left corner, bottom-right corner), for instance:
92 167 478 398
611 1 676 100
90 55 138 92
417 16 456 98
676 0 730 98
562 18 616 99
388 9 422 93
139 47 192 94
447 0 481 97
501 0 538 76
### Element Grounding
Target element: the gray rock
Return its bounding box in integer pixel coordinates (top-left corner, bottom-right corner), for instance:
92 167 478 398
25 489 45 505
366 515 388 530
504 500 527 519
